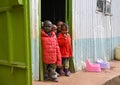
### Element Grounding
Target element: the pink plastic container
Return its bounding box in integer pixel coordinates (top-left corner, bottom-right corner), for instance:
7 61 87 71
86 59 101 72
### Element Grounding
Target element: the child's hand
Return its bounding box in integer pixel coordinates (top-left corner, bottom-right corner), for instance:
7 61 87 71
63 33 67 37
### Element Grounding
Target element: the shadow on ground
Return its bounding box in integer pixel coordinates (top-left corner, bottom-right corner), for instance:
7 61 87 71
103 75 120 85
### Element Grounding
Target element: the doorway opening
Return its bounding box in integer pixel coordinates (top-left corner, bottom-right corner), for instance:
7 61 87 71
38 0 74 81
39 0 66 81
41 0 65 24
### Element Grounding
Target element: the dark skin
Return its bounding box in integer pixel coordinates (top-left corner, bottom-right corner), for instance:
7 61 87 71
43 21 52 34
61 26 68 37
57 21 63 33
52 24 57 33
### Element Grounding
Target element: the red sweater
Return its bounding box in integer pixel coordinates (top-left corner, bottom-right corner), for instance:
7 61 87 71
41 30 61 66
57 33 72 58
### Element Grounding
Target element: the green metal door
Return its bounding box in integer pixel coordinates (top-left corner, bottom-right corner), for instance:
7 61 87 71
65 0 75 73
65 0 72 31
0 0 32 85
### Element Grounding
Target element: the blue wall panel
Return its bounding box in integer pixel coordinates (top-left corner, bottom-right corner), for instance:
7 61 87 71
73 37 120 71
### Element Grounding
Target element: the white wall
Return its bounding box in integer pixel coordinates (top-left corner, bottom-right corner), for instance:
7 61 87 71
72 0 113 71
72 0 111 40
30 0 39 80
111 0 120 37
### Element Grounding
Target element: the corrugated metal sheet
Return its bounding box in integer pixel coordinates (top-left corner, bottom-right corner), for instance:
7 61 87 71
111 0 120 63
72 0 114 71
111 0 120 45
30 0 39 80
111 0 120 37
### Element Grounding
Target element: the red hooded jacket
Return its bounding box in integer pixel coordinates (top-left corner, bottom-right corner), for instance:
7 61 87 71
41 30 61 66
57 33 72 58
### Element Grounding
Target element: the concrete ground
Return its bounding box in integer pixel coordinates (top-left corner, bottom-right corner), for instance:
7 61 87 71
33 61 120 85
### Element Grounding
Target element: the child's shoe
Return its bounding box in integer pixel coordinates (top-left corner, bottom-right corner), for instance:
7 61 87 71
44 74 50 81
64 68 70 77
57 72 60 77
56 68 64 76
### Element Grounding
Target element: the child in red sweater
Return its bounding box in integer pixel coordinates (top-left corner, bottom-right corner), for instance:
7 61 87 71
57 23 72 76
41 20 61 82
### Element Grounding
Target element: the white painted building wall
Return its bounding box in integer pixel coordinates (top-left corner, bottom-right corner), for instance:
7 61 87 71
72 0 120 71
30 0 39 80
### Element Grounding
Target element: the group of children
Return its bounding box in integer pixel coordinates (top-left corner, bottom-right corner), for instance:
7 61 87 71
41 20 72 82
